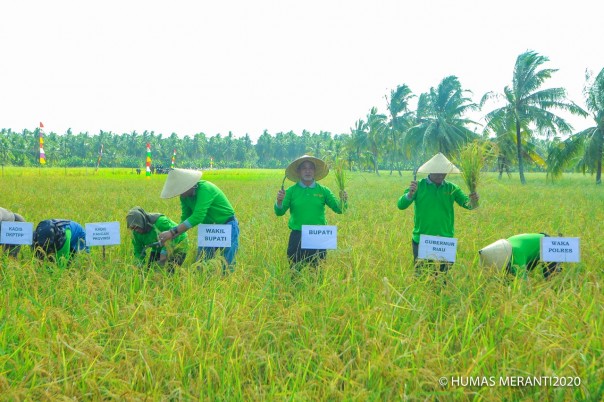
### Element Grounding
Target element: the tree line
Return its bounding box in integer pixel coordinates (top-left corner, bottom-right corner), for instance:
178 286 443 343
1 51 603 184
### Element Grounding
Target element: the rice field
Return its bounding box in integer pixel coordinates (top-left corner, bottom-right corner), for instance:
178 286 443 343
0 167 602 400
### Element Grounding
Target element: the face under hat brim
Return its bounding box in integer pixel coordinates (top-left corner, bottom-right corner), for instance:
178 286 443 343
285 155 329 182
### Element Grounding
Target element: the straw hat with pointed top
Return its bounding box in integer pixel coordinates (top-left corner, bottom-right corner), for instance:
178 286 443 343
285 155 329 182
479 239 512 268
417 152 461 174
160 168 203 199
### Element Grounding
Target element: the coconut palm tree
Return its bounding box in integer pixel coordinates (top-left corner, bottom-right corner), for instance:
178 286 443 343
366 107 388 175
483 50 587 184
546 68 604 184
345 119 368 171
484 111 547 178
405 76 478 161
385 84 415 175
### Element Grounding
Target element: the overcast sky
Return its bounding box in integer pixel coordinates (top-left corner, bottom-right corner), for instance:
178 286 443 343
1 0 602 141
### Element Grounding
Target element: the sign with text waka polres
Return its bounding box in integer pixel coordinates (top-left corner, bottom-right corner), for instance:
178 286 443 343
541 237 580 263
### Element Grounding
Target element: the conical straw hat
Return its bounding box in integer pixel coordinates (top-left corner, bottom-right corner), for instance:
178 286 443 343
160 168 203 199
479 239 512 268
285 155 329 182
417 152 461 174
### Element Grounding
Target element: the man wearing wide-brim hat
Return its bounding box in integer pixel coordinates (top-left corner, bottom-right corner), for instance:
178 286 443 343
397 153 479 276
275 155 348 269
479 234 561 279
158 168 239 272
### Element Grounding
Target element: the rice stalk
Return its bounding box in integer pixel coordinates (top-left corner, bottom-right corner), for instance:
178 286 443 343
333 159 346 209
456 141 488 193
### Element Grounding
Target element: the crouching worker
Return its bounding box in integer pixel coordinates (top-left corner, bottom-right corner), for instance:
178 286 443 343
1 207 26 258
158 168 239 274
479 233 561 279
32 219 89 267
126 206 188 270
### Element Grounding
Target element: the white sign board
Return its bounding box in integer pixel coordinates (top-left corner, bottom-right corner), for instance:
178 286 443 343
85 222 121 246
418 234 458 262
0 221 34 245
198 224 232 247
541 237 580 263
301 225 337 250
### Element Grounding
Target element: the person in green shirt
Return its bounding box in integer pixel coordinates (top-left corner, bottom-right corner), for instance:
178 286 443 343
275 155 348 269
126 206 188 269
397 153 479 276
0 207 26 258
158 168 239 273
479 233 561 279
32 219 89 268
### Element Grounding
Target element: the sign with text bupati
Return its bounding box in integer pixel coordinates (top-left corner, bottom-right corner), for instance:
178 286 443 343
198 224 232 247
301 225 337 250
85 222 121 246
418 234 458 262
0 221 33 245
541 237 580 263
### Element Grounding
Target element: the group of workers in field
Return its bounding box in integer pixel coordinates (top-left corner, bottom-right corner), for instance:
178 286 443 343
1 153 560 279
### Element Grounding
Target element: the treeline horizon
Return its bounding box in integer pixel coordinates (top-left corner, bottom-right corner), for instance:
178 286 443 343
1 51 602 183
0 126 555 174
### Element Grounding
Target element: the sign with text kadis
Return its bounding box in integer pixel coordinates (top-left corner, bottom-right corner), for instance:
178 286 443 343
301 225 337 250
85 222 121 246
0 221 34 245
541 237 580 263
198 224 232 248
418 234 458 262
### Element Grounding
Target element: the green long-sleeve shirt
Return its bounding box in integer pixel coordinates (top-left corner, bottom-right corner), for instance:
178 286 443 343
180 181 235 227
508 233 545 278
274 182 347 230
131 215 188 262
397 178 474 243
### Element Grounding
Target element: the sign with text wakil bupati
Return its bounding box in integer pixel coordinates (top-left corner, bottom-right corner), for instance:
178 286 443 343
541 237 580 263
301 225 337 250
418 234 457 262
0 221 33 245
85 222 121 246
198 224 232 248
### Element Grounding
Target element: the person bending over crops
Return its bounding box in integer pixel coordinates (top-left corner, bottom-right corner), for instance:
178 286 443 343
126 206 188 270
158 168 239 273
479 233 561 279
275 155 348 270
397 153 479 277
0 207 26 258
32 219 89 267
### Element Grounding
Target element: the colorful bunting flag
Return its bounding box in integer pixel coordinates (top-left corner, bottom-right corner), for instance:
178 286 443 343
146 143 151 177
171 149 176 169
39 122 46 165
